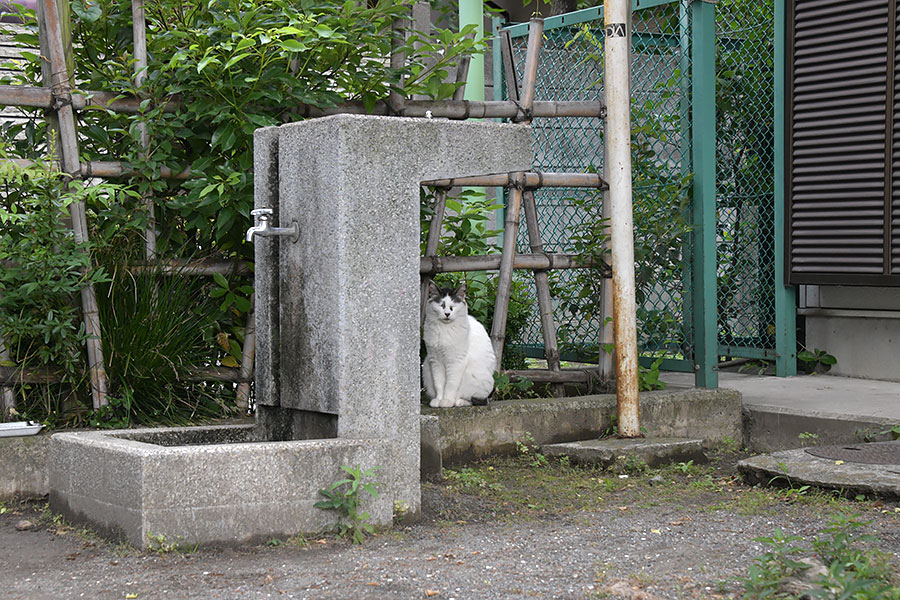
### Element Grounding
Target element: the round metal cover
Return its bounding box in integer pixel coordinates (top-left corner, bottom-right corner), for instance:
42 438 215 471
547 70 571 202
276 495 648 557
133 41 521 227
805 441 900 466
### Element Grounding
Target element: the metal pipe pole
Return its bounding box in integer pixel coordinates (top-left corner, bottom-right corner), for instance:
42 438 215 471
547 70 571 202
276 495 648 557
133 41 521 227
604 0 640 438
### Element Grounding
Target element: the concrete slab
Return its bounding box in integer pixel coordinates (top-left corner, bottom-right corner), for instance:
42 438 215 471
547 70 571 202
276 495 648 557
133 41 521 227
737 443 900 499
663 371 900 452
542 437 707 468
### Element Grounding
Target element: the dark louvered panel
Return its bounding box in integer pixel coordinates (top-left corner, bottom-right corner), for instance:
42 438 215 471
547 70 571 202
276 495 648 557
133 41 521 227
788 0 890 279
893 21 900 274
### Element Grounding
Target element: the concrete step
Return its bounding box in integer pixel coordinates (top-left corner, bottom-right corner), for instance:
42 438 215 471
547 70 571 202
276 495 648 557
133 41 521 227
542 437 707 468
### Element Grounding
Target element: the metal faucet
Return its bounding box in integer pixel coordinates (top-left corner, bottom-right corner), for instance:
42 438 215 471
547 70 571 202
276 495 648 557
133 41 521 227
246 208 299 243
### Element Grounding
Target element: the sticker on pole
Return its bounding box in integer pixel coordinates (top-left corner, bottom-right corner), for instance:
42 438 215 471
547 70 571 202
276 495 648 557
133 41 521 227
605 23 626 37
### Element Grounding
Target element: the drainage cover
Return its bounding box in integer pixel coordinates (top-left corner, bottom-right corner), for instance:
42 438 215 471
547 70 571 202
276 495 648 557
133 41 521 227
805 441 900 466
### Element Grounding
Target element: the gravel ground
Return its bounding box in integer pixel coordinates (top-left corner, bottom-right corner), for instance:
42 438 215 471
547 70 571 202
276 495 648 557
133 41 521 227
3 453 899 600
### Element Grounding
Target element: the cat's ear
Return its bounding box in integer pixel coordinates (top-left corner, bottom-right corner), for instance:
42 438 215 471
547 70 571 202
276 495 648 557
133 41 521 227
454 280 467 301
427 280 441 300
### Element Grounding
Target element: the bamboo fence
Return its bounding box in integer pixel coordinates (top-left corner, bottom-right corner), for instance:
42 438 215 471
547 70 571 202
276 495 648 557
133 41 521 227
0 4 611 418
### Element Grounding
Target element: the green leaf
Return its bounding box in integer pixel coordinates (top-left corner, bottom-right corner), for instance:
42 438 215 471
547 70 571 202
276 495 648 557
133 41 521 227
233 296 251 314
197 54 219 73
71 0 102 23
279 39 307 52
212 273 228 289
313 24 334 38
224 53 253 69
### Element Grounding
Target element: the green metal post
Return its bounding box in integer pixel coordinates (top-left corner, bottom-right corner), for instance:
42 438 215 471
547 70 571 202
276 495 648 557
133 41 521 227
773 0 797 376
690 0 718 388
459 0 486 228
459 0 485 101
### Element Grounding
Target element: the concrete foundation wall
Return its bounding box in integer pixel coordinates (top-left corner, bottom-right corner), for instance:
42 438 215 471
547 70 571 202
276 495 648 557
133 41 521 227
0 433 50 497
425 387 742 466
799 284 900 382
803 313 900 382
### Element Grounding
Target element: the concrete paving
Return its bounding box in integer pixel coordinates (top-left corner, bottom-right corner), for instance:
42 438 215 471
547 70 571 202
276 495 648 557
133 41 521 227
661 371 900 498
662 371 900 452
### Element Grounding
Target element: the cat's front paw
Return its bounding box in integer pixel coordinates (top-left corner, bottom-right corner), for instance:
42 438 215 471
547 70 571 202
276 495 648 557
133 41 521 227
453 398 472 407
430 397 452 408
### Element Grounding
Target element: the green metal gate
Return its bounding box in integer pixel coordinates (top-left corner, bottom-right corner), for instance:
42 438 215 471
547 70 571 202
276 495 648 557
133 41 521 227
495 0 796 386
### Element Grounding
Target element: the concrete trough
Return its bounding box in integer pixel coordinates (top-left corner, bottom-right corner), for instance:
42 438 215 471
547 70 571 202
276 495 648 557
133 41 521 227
49 424 393 549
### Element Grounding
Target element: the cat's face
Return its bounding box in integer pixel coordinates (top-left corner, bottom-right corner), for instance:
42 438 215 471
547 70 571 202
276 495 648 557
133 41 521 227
427 281 467 323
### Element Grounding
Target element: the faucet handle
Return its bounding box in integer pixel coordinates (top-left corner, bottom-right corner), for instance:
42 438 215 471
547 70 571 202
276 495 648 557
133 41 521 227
251 208 273 218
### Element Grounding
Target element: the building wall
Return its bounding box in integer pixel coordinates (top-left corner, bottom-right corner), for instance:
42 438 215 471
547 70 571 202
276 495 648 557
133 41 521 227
800 285 900 382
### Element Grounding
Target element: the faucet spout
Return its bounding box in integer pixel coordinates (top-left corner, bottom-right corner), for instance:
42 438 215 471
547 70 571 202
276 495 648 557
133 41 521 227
246 208 299 243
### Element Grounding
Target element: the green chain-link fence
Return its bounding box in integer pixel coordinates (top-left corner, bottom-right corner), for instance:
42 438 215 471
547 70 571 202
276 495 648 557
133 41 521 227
715 0 778 360
497 1 696 372
496 0 793 380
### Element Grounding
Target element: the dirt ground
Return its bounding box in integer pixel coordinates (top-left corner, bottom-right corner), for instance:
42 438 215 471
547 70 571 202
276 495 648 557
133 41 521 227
3 452 899 600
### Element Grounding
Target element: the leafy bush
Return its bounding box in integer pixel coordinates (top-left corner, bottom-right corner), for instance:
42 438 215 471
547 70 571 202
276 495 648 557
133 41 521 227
0 154 139 423
0 0 485 424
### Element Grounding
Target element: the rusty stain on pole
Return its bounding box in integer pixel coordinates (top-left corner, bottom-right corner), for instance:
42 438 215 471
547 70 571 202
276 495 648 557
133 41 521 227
604 0 641 437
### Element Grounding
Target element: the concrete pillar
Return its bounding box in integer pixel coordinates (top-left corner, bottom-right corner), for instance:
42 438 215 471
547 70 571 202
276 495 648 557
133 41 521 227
255 114 532 514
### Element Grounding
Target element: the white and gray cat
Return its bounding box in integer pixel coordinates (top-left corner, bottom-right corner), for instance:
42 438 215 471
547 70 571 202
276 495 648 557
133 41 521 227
422 280 496 408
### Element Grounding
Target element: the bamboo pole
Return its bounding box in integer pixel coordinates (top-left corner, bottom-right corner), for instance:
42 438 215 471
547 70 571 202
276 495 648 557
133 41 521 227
6 158 190 180
502 368 598 384
499 29 520 102
522 189 564 397
1 258 253 277
488 18 544 368
131 0 156 259
489 179 525 368
389 12 407 114
0 84 605 120
129 259 252 276
0 366 250 385
420 253 609 275
39 0 109 408
451 35 474 102
0 85 169 112
421 187 448 327
0 334 16 420
518 17 544 124
236 294 255 410
422 171 606 189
